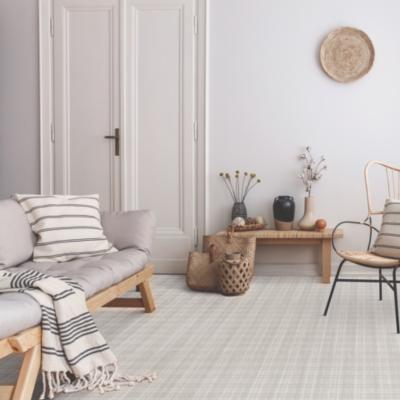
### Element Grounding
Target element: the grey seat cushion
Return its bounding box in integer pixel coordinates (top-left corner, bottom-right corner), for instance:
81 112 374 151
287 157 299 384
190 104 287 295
0 292 43 339
0 248 147 339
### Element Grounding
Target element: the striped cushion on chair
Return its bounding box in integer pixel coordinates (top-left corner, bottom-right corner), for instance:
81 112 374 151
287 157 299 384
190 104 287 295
372 199 400 259
14 194 116 262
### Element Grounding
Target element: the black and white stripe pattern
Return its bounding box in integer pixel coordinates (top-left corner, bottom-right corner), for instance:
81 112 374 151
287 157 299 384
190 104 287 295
0 269 124 399
14 194 116 262
373 199 400 258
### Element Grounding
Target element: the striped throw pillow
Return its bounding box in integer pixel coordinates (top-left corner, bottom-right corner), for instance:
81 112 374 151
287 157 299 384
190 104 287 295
373 199 400 259
14 194 117 262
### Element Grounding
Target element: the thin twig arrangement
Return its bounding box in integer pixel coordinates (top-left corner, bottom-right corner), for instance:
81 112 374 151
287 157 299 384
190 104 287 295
219 171 261 202
298 146 327 197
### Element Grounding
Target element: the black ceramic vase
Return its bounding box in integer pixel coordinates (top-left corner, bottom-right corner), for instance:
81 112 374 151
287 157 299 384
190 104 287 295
273 196 295 231
232 201 247 220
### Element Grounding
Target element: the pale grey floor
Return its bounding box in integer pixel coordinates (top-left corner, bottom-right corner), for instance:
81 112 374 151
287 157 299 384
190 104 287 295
2 274 400 399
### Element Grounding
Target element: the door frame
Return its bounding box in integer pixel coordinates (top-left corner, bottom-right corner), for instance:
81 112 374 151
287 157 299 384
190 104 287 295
38 0 208 255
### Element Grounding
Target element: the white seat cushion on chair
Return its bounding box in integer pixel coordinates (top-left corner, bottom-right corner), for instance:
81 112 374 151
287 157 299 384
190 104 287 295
372 199 400 260
338 250 400 268
14 194 116 262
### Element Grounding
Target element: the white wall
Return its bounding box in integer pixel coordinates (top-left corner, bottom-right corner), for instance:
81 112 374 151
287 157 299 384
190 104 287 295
207 0 400 271
2 0 400 274
0 1 40 198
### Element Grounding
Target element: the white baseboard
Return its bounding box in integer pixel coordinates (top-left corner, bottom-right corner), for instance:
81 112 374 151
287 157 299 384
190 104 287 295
152 259 186 274
154 262 381 277
254 262 379 277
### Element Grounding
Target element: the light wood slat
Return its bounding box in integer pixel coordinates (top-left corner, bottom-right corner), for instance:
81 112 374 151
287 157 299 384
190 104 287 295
138 280 156 313
257 239 321 245
0 338 14 359
321 238 332 283
8 327 41 353
0 385 14 400
11 344 41 400
218 228 343 240
104 298 145 308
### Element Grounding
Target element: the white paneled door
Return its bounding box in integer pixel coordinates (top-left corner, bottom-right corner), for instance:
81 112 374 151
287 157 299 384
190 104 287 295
53 0 120 211
46 0 204 272
124 0 199 272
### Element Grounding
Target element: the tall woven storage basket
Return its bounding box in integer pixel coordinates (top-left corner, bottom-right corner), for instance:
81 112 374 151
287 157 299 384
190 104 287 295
218 257 251 296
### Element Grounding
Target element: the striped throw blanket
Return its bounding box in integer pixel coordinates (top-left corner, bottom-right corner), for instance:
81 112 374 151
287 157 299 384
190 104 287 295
0 269 155 399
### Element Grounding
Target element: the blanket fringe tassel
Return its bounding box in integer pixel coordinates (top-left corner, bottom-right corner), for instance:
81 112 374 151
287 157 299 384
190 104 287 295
40 364 156 399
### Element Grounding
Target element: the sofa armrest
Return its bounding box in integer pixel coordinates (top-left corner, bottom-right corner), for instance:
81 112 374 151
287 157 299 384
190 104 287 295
101 210 156 255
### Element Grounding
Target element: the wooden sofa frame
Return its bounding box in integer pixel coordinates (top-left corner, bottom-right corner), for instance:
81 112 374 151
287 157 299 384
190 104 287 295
0 264 155 400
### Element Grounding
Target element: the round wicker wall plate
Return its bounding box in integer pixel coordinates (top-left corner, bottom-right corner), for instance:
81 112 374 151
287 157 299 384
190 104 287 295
320 27 374 83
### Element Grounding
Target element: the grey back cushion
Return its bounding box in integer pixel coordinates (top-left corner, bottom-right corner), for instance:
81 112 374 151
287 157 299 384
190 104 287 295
0 199 35 268
373 199 400 259
101 210 156 255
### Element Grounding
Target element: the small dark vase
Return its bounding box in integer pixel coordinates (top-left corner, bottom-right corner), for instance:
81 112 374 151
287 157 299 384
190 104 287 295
232 202 247 220
273 196 295 231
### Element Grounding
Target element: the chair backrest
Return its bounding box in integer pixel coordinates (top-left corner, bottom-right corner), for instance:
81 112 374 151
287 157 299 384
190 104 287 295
364 160 400 216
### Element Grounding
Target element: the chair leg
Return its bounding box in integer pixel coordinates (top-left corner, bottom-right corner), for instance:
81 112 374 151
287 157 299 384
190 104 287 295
323 259 345 316
379 268 383 301
393 267 400 334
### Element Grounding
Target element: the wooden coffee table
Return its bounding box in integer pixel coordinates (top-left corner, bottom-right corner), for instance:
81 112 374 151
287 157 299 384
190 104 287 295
219 229 343 283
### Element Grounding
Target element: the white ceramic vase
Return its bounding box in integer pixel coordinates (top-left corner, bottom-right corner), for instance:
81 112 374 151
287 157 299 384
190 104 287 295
298 196 316 230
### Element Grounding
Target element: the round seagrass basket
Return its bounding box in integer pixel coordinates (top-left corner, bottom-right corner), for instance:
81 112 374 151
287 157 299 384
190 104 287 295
320 27 374 83
218 256 252 296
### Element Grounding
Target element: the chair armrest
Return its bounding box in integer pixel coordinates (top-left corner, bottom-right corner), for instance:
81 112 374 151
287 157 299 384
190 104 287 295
332 218 379 256
101 210 156 255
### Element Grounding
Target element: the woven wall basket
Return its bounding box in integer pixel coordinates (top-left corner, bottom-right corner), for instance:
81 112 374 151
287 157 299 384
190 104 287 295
320 27 374 83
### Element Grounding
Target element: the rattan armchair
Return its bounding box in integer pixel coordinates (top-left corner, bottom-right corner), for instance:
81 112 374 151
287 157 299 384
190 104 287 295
324 160 400 333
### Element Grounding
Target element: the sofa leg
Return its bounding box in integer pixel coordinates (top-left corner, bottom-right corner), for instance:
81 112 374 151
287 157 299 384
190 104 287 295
12 343 41 400
104 298 145 308
138 280 156 313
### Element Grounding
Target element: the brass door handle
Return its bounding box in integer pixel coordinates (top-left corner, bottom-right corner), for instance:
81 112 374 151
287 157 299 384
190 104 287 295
104 128 120 156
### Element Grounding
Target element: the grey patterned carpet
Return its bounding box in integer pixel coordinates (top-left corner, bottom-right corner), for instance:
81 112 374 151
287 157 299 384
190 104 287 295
2 274 400 399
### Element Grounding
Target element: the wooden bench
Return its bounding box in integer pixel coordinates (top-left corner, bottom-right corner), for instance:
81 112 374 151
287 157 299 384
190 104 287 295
224 229 343 283
0 264 155 400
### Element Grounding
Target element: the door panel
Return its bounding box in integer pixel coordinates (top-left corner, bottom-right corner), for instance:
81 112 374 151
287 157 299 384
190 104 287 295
125 0 197 272
51 0 199 270
53 0 120 211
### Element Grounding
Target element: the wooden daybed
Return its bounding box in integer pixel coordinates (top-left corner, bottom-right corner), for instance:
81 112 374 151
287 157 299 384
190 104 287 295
0 264 155 400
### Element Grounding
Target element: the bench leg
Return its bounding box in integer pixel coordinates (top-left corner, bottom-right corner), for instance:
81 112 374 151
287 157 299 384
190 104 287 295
321 239 332 284
12 343 41 400
138 280 156 313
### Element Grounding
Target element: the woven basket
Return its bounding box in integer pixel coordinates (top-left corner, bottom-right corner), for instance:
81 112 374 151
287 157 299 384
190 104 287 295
320 27 374 83
186 248 219 292
218 257 252 296
203 233 256 276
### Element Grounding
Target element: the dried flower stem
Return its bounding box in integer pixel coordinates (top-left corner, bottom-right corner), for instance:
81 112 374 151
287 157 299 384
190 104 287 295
298 146 327 197
227 177 237 201
219 171 261 203
241 172 248 201
243 175 253 200
223 180 236 201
